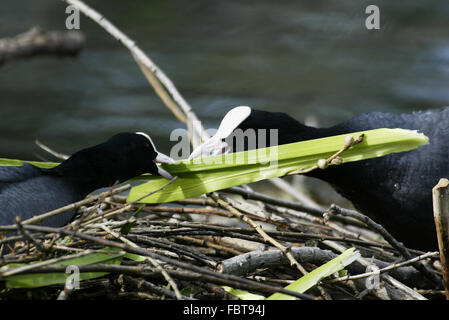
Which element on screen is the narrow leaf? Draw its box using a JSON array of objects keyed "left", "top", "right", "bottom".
[
  {"left": 0, "top": 249, "right": 125, "bottom": 289},
  {"left": 266, "top": 248, "right": 360, "bottom": 300},
  {"left": 128, "top": 128, "right": 428, "bottom": 203},
  {"left": 221, "top": 286, "right": 265, "bottom": 300}
]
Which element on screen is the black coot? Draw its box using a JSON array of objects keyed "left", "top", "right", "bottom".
[
  {"left": 190, "top": 106, "right": 449, "bottom": 250},
  {"left": 0, "top": 132, "right": 174, "bottom": 227}
]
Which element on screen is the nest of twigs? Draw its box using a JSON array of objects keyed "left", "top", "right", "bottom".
[{"left": 0, "top": 182, "right": 445, "bottom": 300}]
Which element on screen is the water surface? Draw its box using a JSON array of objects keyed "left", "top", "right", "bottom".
[{"left": 1, "top": 0, "right": 449, "bottom": 160}]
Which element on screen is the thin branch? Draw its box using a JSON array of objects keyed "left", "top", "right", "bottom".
[
  {"left": 35, "top": 139, "right": 69, "bottom": 160},
  {"left": 326, "top": 251, "right": 439, "bottom": 283},
  {"left": 432, "top": 178, "right": 449, "bottom": 299},
  {"left": 16, "top": 184, "right": 130, "bottom": 226},
  {"left": 0, "top": 26, "right": 84, "bottom": 65},
  {"left": 99, "top": 224, "right": 183, "bottom": 300},
  {"left": 325, "top": 204, "right": 443, "bottom": 287},
  {"left": 210, "top": 192, "right": 308, "bottom": 276},
  {"left": 12, "top": 224, "right": 316, "bottom": 300},
  {"left": 62, "top": 0, "right": 209, "bottom": 144}
]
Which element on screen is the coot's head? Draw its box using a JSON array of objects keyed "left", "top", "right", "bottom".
[
  {"left": 189, "top": 106, "right": 303, "bottom": 159},
  {"left": 53, "top": 132, "right": 175, "bottom": 192},
  {"left": 110, "top": 132, "right": 175, "bottom": 180}
]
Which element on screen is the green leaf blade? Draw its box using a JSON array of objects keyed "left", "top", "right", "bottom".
[
  {"left": 266, "top": 248, "right": 361, "bottom": 300},
  {"left": 128, "top": 128, "right": 428, "bottom": 203}
]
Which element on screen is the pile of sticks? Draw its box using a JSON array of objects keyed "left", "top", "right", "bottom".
[{"left": 0, "top": 181, "right": 444, "bottom": 300}]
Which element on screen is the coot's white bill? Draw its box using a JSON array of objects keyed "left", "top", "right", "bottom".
[
  {"left": 188, "top": 106, "right": 251, "bottom": 160},
  {"left": 155, "top": 152, "right": 176, "bottom": 164},
  {"left": 154, "top": 151, "right": 175, "bottom": 179}
]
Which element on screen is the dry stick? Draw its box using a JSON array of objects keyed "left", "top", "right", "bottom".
[
  {"left": 35, "top": 139, "right": 69, "bottom": 160},
  {"left": 175, "top": 236, "right": 245, "bottom": 256},
  {"left": 175, "top": 198, "right": 217, "bottom": 207},
  {"left": 127, "top": 235, "right": 217, "bottom": 268},
  {"left": 269, "top": 177, "right": 323, "bottom": 210},
  {"left": 432, "top": 178, "right": 449, "bottom": 299},
  {"left": 143, "top": 205, "right": 232, "bottom": 218},
  {"left": 14, "top": 217, "right": 47, "bottom": 253},
  {"left": 322, "top": 240, "right": 427, "bottom": 300},
  {"left": 231, "top": 188, "right": 314, "bottom": 215},
  {"left": 80, "top": 177, "right": 178, "bottom": 226},
  {"left": 0, "top": 249, "right": 97, "bottom": 278},
  {"left": 17, "top": 184, "right": 131, "bottom": 226},
  {"left": 326, "top": 251, "right": 439, "bottom": 284},
  {"left": 163, "top": 221, "right": 392, "bottom": 249},
  {"left": 12, "top": 263, "right": 265, "bottom": 298},
  {"left": 133, "top": 54, "right": 186, "bottom": 123},
  {"left": 219, "top": 246, "right": 431, "bottom": 288},
  {"left": 17, "top": 224, "right": 314, "bottom": 300},
  {"left": 0, "top": 27, "right": 85, "bottom": 64},
  {"left": 99, "top": 224, "right": 183, "bottom": 300},
  {"left": 62, "top": 0, "right": 209, "bottom": 144},
  {"left": 227, "top": 186, "right": 355, "bottom": 224},
  {"left": 121, "top": 275, "right": 193, "bottom": 300},
  {"left": 288, "top": 134, "right": 364, "bottom": 175},
  {"left": 325, "top": 204, "right": 410, "bottom": 255},
  {"left": 325, "top": 204, "right": 443, "bottom": 287},
  {"left": 210, "top": 192, "right": 308, "bottom": 276}
]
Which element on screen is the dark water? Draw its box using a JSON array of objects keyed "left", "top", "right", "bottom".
[{"left": 1, "top": 0, "right": 449, "bottom": 160}]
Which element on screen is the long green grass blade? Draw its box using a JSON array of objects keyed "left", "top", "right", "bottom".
[
  {"left": 128, "top": 128, "right": 428, "bottom": 203},
  {"left": 0, "top": 158, "right": 58, "bottom": 168},
  {"left": 0, "top": 129, "right": 428, "bottom": 204},
  {"left": 0, "top": 249, "right": 125, "bottom": 289},
  {"left": 221, "top": 286, "right": 265, "bottom": 300},
  {"left": 266, "top": 248, "right": 360, "bottom": 300}
]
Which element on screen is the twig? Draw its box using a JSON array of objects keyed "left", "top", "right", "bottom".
[
  {"left": 210, "top": 192, "right": 308, "bottom": 276},
  {"left": 0, "top": 249, "right": 97, "bottom": 278},
  {"left": 269, "top": 177, "right": 323, "bottom": 210},
  {"left": 35, "top": 139, "right": 69, "bottom": 160},
  {"left": 0, "top": 26, "right": 84, "bottom": 65},
  {"left": 140, "top": 220, "right": 391, "bottom": 249},
  {"left": 175, "top": 236, "right": 245, "bottom": 256},
  {"left": 17, "top": 224, "right": 315, "bottom": 299},
  {"left": 432, "top": 178, "right": 449, "bottom": 299},
  {"left": 326, "top": 251, "right": 439, "bottom": 283},
  {"left": 99, "top": 224, "right": 183, "bottom": 300},
  {"left": 322, "top": 240, "right": 427, "bottom": 300},
  {"left": 127, "top": 235, "right": 217, "bottom": 268},
  {"left": 324, "top": 204, "right": 410, "bottom": 255},
  {"left": 120, "top": 275, "right": 194, "bottom": 300},
  {"left": 219, "top": 246, "right": 431, "bottom": 289},
  {"left": 15, "top": 184, "right": 131, "bottom": 226},
  {"left": 80, "top": 177, "right": 178, "bottom": 226},
  {"left": 61, "top": 0, "right": 209, "bottom": 145},
  {"left": 14, "top": 217, "right": 47, "bottom": 253},
  {"left": 133, "top": 54, "right": 186, "bottom": 123},
  {"left": 288, "top": 134, "right": 364, "bottom": 175},
  {"left": 325, "top": 204, "right": 443, "bottom": 287}
]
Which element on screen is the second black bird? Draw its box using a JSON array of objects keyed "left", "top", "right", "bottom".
[{"left": 190, "top": 106, "right": 449, "bottom": 250}]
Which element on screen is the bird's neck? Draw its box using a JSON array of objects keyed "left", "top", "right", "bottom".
[
  {"left": 46, "top": 147, "right": 130, "bottom": 196},
  {"left": 275, "top": 123, "right": 337, "bottom": 145}
]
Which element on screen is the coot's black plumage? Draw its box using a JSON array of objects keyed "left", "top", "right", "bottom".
[
  {"left": 192, "top": 106, "right": 449, "bottom": 250},
  {"left": 0, "top": 132, "right": 174, "bottom": 227}
]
